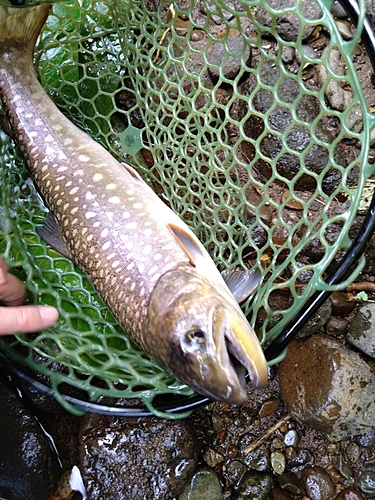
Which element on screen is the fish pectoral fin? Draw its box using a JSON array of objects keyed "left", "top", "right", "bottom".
[
  {"left": 223, "top": 268, "right": 262, "bottom": 303},
  {"left": 168, "top": 223, "right": 206, "bottom": 268},
  {"left": 121, "top": 162, "right": 144, "bottom": 182},
  {"left": 37, "top": 211, "right": 74, "bottom": 260}
]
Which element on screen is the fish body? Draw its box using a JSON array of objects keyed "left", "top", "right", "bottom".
[{"left": 0, "top": 5, "right": 268, "bottom": 404}]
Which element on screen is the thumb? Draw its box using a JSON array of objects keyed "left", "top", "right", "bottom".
[{"left": 0, "top": 305, "right": 59, "bottom": 335}]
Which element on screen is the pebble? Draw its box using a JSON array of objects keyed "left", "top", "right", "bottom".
[
  {"left": 222, "top": 459, "right": 246, "bottom": 486},
  {"left": 359, "top": 469, "right": 375, "bottom": 495},
  {"left": 203, "top": 446, "right": 225, "bottom": 467},
  {"left": 284, "top": 430, "right": 299, "bottom": 448},
  {"left": 271, "top": 451, "right": 286, "bottom": 475},
  {"left": 258, "top": 396, "right": 280, "bottom": 418},
  {"left": 279, "top": 334, "right": 375, "bottom": 440},
  {"left": 346, "top": 442, "right": 360, "bottom": 464},
  {"left": 301, "top": 466, "right": 335, "bottom": 500},
  {"left": 346, "top": 302, "right": 375, "bottom": 359},
  {"left": 336, "top": 488, "right": 365, "bottom": 500},
  {"left": 326, "top": 316, "right": 350, "bottom": 335},
  {"left": 178, "top": 466, "right": 222, "bottom": 500},
  {"left": 235, "top": 471, "right": 275, "bottom": 499},
  {"left": 286, "top": 448, "right": 315, "bottom": 473},
  {"left": 243, "top": 444, "right": 270, "bottom": 472},
  {"left": 330, "top": 291, "right": 356, "bottom": 316}
]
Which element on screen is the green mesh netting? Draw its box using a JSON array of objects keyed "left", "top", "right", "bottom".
[{"left": 0, "top": 0, "right": 373, "bottom": 417}]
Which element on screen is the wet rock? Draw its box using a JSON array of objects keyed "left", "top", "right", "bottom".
[
  {"left": 359, "top": 469, "right": 375, "bottom": 495},
  {"left": 279, "top": 334, "right": 375, "bottom": 440},
  {"left": 296, "top": 299, "right": 332, "bottom": 338},
  {"left": 203, "top": 446, "right": 225, "bottom": 467},
  {"left": 207, "top": 32, "right": 251, "bottom": 81},
  {"left": 258, "top": 396, "right": 280, "bottom": 418},
  {"left": 0, "top": 374, "right": 60, "bottom": 500},
  {"left": 222, "top": 459, "right": 247, "bottom": 487},
  {"left": 243, "top": 444, "right": 270, "bottom": 472},
  {"left": 330, "top": 291, "right": 356, "bottom": 317},
  {"left": 325, "top": 316, "right": 350, "bottom": 335},
  {"left": 346, "top": 442, "right": 360, "bottom": 464},
  {"left": 277, "top": 472, "right": 305, "bottom": 496},
  {"left": 179, "top": 466, "right": 222, "bottom": 500},
  {"left": 301, "top": 466, "right": 335, "bottom": 500},
  {"left": 79, "top": 413, "right": 200, "bottom": 499},
  {"left": 284, "top": 430, "right": 299, "bottom": 448},
  {"left": 234, "top": 471, "right": 275, "bottom": 499},
  {"left": 356, "top": 428, "right": 375, "bottom": 447},
  {"left": 271, "top": 451, "right": 286, "bottom": 475},
  {"left": 286, "top": 448, "right": 315, "bottom": 473},
  {"left": 272, "top": 486, "right": 293, "bottom": 499},
  {"left": 336, "top": 489, "right": 365, "bottom": 500},
  {"left": 346, "top": 302, "right": 375, "bottom": 358}
]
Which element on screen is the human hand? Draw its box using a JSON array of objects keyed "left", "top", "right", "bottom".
[{"left": 0, "top": 256, "right": 58, "bottom": 335}]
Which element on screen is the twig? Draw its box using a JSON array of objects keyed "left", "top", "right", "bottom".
[
  {"left": 347, "top": 282, "right": 375, "bottom": 292},
  {"left": 243, "top": 414, "right": 291, "bottom": 455}
]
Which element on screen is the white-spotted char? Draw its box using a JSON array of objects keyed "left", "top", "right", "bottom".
[{"left": 0, "top": 4, "right": 268, "bottom": 404}]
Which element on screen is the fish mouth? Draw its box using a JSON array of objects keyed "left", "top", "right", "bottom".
[{"left": 225, "top": 312, "right": 268, "bottom": 391}]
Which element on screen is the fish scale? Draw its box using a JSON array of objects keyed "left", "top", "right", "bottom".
[{"left": 0, "top": 4, "right": 268, "bottom": 404}]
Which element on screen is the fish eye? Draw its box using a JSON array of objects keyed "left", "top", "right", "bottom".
[
  {"left": 186, "top": 330, "right": 205, "bottom": 344},
  {"left": 9, "top": 0, "right": 27, "bottom": 5}
]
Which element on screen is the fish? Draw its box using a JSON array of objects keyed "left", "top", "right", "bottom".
[{"left": 0, "top": 4, "right": 268, "bottom": 405}]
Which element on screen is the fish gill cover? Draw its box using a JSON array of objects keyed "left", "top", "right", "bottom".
[{"left": 0, "top": 0, "right": 373, "bottom": 417}]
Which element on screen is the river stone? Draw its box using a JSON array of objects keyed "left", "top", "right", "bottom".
[
  {"left": 179, "top": 466, "right": 222, "bottom": 500},
  {"left": 346, "top": 302, "right": 375, "bottom": 358},
  {"left": 0, "top": 373, "right": 61, "bottom": 500},
  {"left": 79, "top": 413, "right": 200, "bottom": 499},
  {"left": 278, "top": 334, "right": 375, "bottom": 440}
]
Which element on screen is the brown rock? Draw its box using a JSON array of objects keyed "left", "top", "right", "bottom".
[{"left": 278, "top": 334, "right": 375, "bottom": 440}]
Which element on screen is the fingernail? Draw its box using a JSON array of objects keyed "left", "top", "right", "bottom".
[{"left": 38, "top": 306, "right": 59, "bottom": 323}]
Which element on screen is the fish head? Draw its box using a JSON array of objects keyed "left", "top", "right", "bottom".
[{"left": 146, "top": 267, "right": 268, "bottom": 405}]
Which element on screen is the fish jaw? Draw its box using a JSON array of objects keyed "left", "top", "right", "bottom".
[{"left": 146, "top": 267, "right": 268, "bottom": 405}]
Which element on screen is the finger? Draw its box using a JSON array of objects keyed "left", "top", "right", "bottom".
[
  {"left": 0, "top": 261, "right": 26, "bottom": 306},
  {"left": 0, "top": 305, "right": 59, "bottom": 335}
]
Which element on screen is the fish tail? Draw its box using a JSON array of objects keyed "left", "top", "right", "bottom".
[{"left": 0, "top": 5, "right": 50, "bottom": 52}]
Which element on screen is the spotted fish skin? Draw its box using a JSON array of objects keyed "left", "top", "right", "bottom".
[{"left": 0, "top": 5, "right": 268, "bottom": 404}]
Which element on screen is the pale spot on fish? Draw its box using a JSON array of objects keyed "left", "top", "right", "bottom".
[
  {"left": 93, "top": 173, "right": 103, "bottom": 182},
  {"left": 154, "top": 253, "right": 162, "bottom": 261},
  {"left": 143, "top": 245, "right": 152, "bottom": 255},
  {"left": 65, "top": 181, "right": 72, "bottom": 187},
  {"left": 101, "top": 228, "right": 109, "bottom": 238},
  {"left": 124, "top": 277, "right": 131, "bottom": 284},
  {"left": 87, "top": 234, "right": 94, "bottom": 242},
  {"left": 125, "top": 221, "right": 137, "bottom": 230},
  {"left": 35, "top": 118, "right": 43, "bottom": 126},
  {"left": 71, "top": 207, "right": 79, "bottom": 214},
  {"left": 107, "top": 253, "right": 116, "bottom": 261},
  {"left": 45, "top": 134, "right": 53, "bottom": 142},
  {"left": 111, "top": 260, "right": 120, "bottom": 268},
  {"left": 64, "top": 138, "right": 73, "bottom": 145},
  {"left": 106, "top": 183, "right": 116, "bottom": 190},
  {"left": 133, "top": 202, "right": 142, "bottom": 209},
  {"left": 78, "top": 154, "right": 90, "bottom": 162},
  {"left": 127, "top": 262, "right": 135, "bottom": 271},
  {"left": 130, "top": 282, "right": 136, "bottom": 291},
  {"left": 138, "top": 264, "right": 145, "bottom": 273},
  {"left": 41, "top": 165, "right": 48, "bottom": 173},
  {"left": 144, "top": 229, "right": 152, "bottom": 237},
  {"left": 69, "top": 187, "right": 79, "bottom": 195},
  {"left": 108, "top": 196, "right": 121, "bottom": 204},
  {"left": 85, "top": 192, "right": 94, "bottom": 200},
  {"left": 29, "top": 131, "right": 38, "bottom": 138},
  {"left": 122, "top": 212, "right": 130, "bottom": 219},
  {"left": 93, "top": 221, "right": 101, "bottom": 228},
  {"left": 57, "top": 166, "right": 68, "bottom": 172},
  {"left": 148, "top": 265, "right": 159, "bottom": 276},
  {"left": 85, "top": 212, "right": 96, "bottom": 219},
  {"left": 102, "top": 241, "right": 111, "bottom": 251},
  {"left": 56, "top": 176, "right": 65, "bottom": 182}
]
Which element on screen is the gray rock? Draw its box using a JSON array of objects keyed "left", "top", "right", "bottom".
[
  {"left": 79, "top": 413, "right": 200, "bottom": 499},
  {"left": 279, "top": 334, "right": 375, "bottom": 440},
  {"left": 359, "top": 469, "right": 375, "bottom": 495},
  {"left": 207, "top": 32, "right": 251, "bottom": 81},
  {"left": 179, "top": 466, "right": 222, "bottom": 500},
  {"left": 346, "top": 302, "right": 375, "bottom": 358},
  {"left": 0, "top": 374, "right": 61, "bottom": 500},
  {"left": 316, "top": 47, "right": 353, "bottom": 111}
]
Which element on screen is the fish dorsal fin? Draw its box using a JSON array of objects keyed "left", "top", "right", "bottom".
[
  {"left": 121, "top": 162, "right": 144, "bottom": 182},
  {"left": 37, "top": 211, "right": 74, "bottom": 260},
  {"left": 223, "top": 268, "right": 262, "bottom": 303},
  {"left": 168, "top": 223, "right": 206, "bottom": 267}
]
